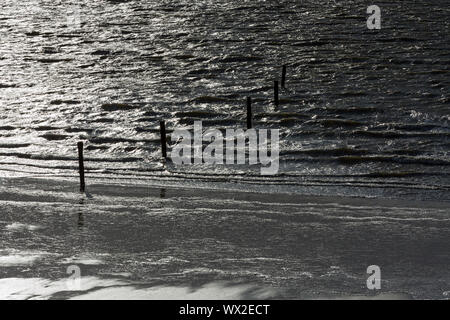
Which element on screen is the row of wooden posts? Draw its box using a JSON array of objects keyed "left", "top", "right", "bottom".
[{"left": 77, "top": 65, "right": 288, "bottom": 192}]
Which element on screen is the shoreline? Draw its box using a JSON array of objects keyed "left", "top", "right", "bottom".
[{"left": 1, "top": 175, "right": 449, "bottom": 210}]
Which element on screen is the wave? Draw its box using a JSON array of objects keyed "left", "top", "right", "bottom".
[
  {"left": 283, "top": 148, "right": 368, "bottom": 157},
  {"left": 353, "top": 130, "right": 450, "bottom": 139},
  {"left": 101, "top": 103, "right": 145, "bottom": 111},
  {"left": 0, "top": 143, "right": 31, "bottom": 148},
  {"left": 50, "top": 100, "right": 81, "bottom": 105},
  {"left": 337, "top": 156, "right": 450, "bottom": 166},
  {"left": 175, "top": 110, "right": 224, "bottom": 118},
  {"left": 40, "top": 133, "right": 70, "bottom": 141},
  {"left": 0, "top": 152, "right": 143, "bottom": 162},
  {"left": 189, "top": 96, "right": 230, "bottom": 104},
  {"left": 89, "top": 136, "right": 160, "bottom": 144}
]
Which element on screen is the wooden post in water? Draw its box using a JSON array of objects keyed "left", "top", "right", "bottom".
[
  {"left": 160, "top": 120, "right": 167, "bottom": 159},
  {"left": 274, "top": 80, "right": 279, "bottom": 106},
  {"left": 77, "top": 141, "right": 85, "bottom": 193},
  {"left": 281, "top": 65, "right": 287, "bottom": 88},
  {"left": 246, "top": 97, "right": 252, "bottom": 129}
]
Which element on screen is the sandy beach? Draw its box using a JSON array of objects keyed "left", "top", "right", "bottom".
[{"left": 1, "top": 176, "right": 449, "bottom": 300}]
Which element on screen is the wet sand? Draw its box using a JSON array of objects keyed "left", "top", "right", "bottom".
[{"left": 0, "top": 177, "right": 449, "bottom": 299}]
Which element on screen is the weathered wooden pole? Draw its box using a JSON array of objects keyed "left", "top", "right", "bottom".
[
  {"left": 274, "top": 80, "right": 279, "bottom": 106},
  {"left": 160, "top": 120, "right": 167, "bottom": 159},
  {"left": 281, "top": 65, "right": 287, "bottom": 88},
  {"left": 77, "top": 141, "right": 85, "bottom": 192},
  {"left": 246, "top": 97, "right": 252, "bottom": 129}
]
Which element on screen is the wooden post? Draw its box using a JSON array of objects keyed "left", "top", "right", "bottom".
[
  {"left": 160, "top": 120, "right": 167, "bottom": 159},
  {"left": 274, "top": 80, "right": 279, "bottom": 106},
  {"left": 246, "top": 97, "right": 252, "bottom": 129},
  {"left": 281, "top": 65, "right": 287, "bottom": 88},
  {"left": 77, "top": 141, "right": 85, "bottom": 192}
]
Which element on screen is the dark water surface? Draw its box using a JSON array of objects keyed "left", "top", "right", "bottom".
[{"left": 1, "top": 0, "right": 449, "bottom": 200}]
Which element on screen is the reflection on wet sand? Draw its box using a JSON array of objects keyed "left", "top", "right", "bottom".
[
  {"left": 0, "top": 277, "right": 280, "bottom": 300},
  {"left": 0, "top": 276, "right": 413, "bottom": 300},
  {"left": 0, "top": 178, "right": 449, "bottom": 299}
]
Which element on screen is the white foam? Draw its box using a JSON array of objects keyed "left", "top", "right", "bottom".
[
  {"left": 5, "top": 223, "right": 41, "bottom": 231},
  {"left": 146, "top": 256, "right": 189, "bottom": 265},
  {"left": 0, "top": 250, "right": 50, "bottom": 266},
  {"left": 61, "top": 254, "right": 106, "bottom": 266}
]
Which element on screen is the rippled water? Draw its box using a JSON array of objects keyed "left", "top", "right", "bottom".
[{"left": 1, "top": 0, "right": 449, "bottom": 200}]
